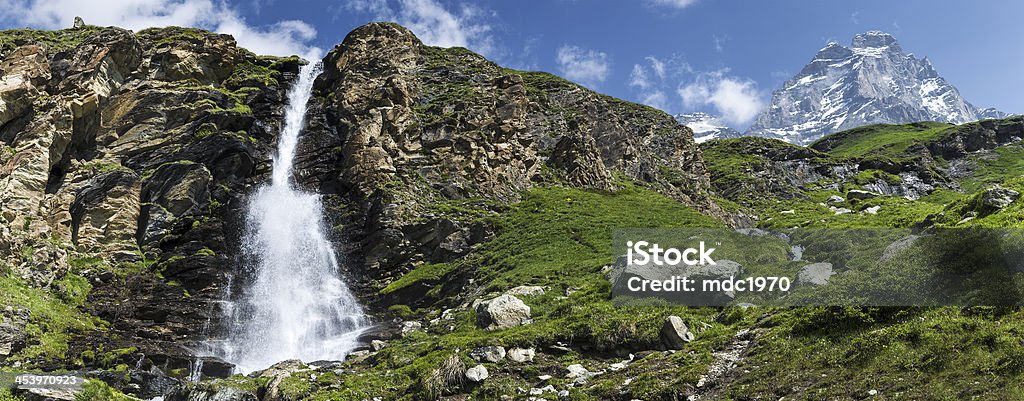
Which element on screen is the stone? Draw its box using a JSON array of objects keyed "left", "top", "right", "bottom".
[
  {"left": 73, "top": 16, "right": 85, "bottom": 28},
  {"left": 506, "top": 285, "right": 546, "bottom": 297},
  {"left": 538, "top": 375, "right": 552, "bottom": 381},
  {"left": 468, "top": 346, "right": 506, "bottom": 363},
  {"left": 507, "top": 347, "right": 535, "bottom": 363},
  {"left": 831, "top": 207, "right": 853, "bottom": 215},
  {"left": 846, "top": 189, "right": 879, "bottom": 200},
  {"left": 565, "top": 364, "right": 589, "bottom": 378},
  {"left": 797, "top": 262, "right": 835, "bottom": 286},
  {"left": 400, "top": 321, "right": 423, "bottom": 335},
  {"left": 0, "top": 322, "right": 25, "bottom": 358},
  {"left": 864, "top": 205, "right": 881, "bottom": 214},
  {"left": 465, "top": 365, "right": 489, "bottom": 382},
  {"left": 826, "top": 195, "right": 845, "bottom": 203},
  {"left": 476, "top": 294, "right": 531, "bottom": 331},
  {"left": 981, "top": 186, "right": 1020, "bottom": 210},
  {"left": 660, "top": 316, "right": 695, "bottom": 349},
  {"left": 371, "top": 340, "right": 387, "bottom": 351}
]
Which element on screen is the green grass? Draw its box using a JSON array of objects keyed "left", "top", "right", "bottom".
[
  {"left": 75, "top": 379, "right": 141, "bottom": 401},
  {"left": 381, "top": 263, "right": 455, "bottom": 295},
  {"left": 0, "top": 26, "right": 105, "bottom": 55},
  {"left": 0, "top": 263, "right": 105, "bottom": 366},
  {"left": 811, "top": 121, "right": 952, "bottom": 160},
  {"left": 959, "top": 143, "right": 1024, "bottom": 193},
  {"left": 728, "top": 307, "right": 1024, "bottom": 399},
  {"left": 285, "top": 181, "right": 736, "bottom": 400}
]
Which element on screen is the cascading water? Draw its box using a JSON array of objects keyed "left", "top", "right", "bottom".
[{"left": 213, "top": 60, "right": 368, "bottom": 374}]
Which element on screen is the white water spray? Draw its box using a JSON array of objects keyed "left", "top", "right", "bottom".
[{"left": 216, "top": 60, "right": 367, "bottom": 373}]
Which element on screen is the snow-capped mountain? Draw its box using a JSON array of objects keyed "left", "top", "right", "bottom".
[
  {"left": 747, "top": 31, "right": 1003, "bottom": 144},
  {"left": 675, "top": 112, "right": 743, "bottom": 143}
]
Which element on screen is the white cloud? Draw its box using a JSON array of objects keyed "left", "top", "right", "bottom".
[
  {"left": 627, "top": 55, "right": 690, "bottom": 112},
  {"left": 677, "top": 70, "right": 765, "bottom": 127},
  {"left": 0, "top": 0, "right": 321, "bottom": 58},
  {"left": 640, "top": 90, "right": 669, "bottom": 111},
  {"left": 850, "top": 11, "right": 860, "bottom": 25},
  {"left": 556, "top": 45, "right": 610, "bottom": 87},
  {"left": 629, "top": 64, "right": 651, "bottom": 89},
  {"left": 344, "top": 0, "right": 496, "bottom": 57},
  {"left": 646, "top": 56, "right": 666, "bottom": 80},
  {"left": 647, "top": 0, "right": 698, "bottom": 9},
  {"left": 713, "top": 34, "right": 728, "bottom": 53}
]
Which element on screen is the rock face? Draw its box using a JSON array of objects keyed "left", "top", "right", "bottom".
[
  {"left": 303, "top": 22, "right": 719, "bottom": 294},
  {"left": 980, "top": 187, "right": 1020, "bottom": 210},
  {"left": 748, "top": 31, "right": 999, "bottom": 144},
  {"left": 476, "top": 294, "right": 531, "bottom": 331},
  {"left": 0, "top": 24, "right": 300, "bottom": 385}
]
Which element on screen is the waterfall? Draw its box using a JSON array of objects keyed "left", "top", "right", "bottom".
[{"left": 214, "top": 60, "right": 368, "bottom": 374}]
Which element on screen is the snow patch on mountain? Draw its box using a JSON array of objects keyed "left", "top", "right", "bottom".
[{"left": 676, "top": 112, "right": 743, "bottom": 143}]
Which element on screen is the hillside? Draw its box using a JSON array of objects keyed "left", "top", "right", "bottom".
[{"left": 1, "top": 22, "right": 1024, "bottom": 401}]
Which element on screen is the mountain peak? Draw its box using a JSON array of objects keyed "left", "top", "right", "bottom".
[
  {"left": 851, "top": 30, "right": 899, "bottom": 48},
  {"left": 748, "top": 31, "right": 984, "bottom": 144}
]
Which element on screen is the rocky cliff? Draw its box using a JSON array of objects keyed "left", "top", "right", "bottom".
[
  {"left": 293, "top": 23, "right": 718, "bottom": 292},
  {"left": 0, "top": 24, "right": 305, "bottom": 388},
  {"left": 0, "top": 22, "right": 719, "bottom": 398}
]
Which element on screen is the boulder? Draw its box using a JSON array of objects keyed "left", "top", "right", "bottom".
[
  {"left": 660, "top": 316, "right": 695, "bottom": 349},
  {"left": 0, "top": 322, "right": 25, "bottom": 359},
  {"left": 981, "top": 186, "right": 1020, "bottom": 210},
  {"left": 797, "top": 262, "right": 835, "bottom": 286},
  {"left": 465, "top": 365, "right": 489, "bottom": 382},
  {"left": 468, "top": 346, "right": 506, "bottom": 363},
  {"left": 506, "top": 347, "right": 535, "bottom": 363},
  {"left": 476, "top": 294, "right": 531, "bottom": 331},
  {"left": 826, "top": 195, "right": 845, "bottom": 203},
  {"left": 846, "top": 189, "right": 879, "bottom": 200}
]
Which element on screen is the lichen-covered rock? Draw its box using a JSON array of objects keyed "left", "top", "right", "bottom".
[
  {"left": 980, "top": 186, "right": 1020, "bottom": 210},
  {"left": 660, "top": 315, "right": 695, "bottom": 349},
  {"left": 476, "top": 294, "right": 531, "bottom": 331},
  {"left": 465, "top": 364, "right": 489, "bottom": 382}
]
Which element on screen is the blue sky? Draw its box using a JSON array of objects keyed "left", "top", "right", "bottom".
[{"left": 2, "top": 0, "right": 1022, "bottom": 129}]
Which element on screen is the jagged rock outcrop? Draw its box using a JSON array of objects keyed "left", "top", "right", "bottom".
[{"left": 302, "top": 22, "right": 718, "bottom": 289}]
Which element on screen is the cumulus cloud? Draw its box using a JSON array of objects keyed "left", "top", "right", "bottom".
[
  {"left": 627, "top": 55, "right": 690, "bottom": 112},
  {"left": 678, "top": 70, "right": 765, "bottom": 127},
  {"left": 647, "top": 0, "right": 698, "bottom": 10},
  {"left": 556, "top": 45, "right": 611, "bottom": 87},
  {"left": 629, "top": 64, "right": 652, "bottom": 90},
  {"left": 0, "top": 0, "right": 321, "bottom": 58},
  {"left": 344, "top": 0, "right": 497, "bottom": 57}
]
